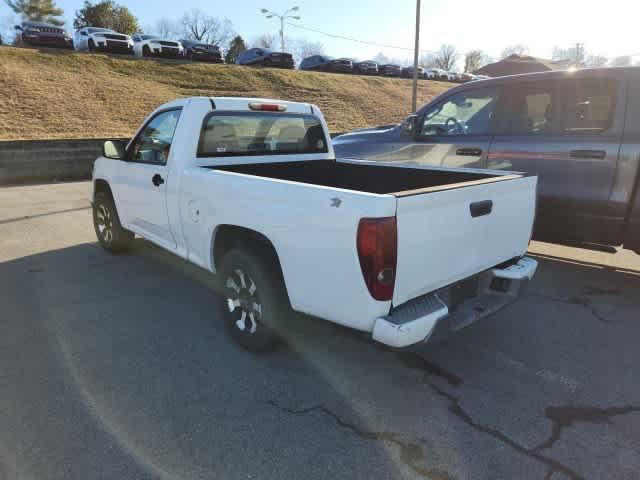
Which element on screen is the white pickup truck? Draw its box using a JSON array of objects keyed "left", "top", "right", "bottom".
[{"left": 91, "top": 97, "right": 538, "bottom": 352}]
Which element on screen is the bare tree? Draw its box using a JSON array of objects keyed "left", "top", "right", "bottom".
[
  {"left": 501, "top": 44, "right": 529, "bottom": 59},
  {"left": 433, "top": 44, "right": 458, "bottom": 71},
  {"left": 150, "top": 17, "right": 179, "bottom": 39},
  {"left": 419, "top": 52, "right": 436, "bottom": 68},
  {"left": 180, "top": 8, "right": 234, "bottom": 46},
  {"left": 464, "top": 49, "right": 489, "bottom": 72},
  {"left": 373, "top": 52, "right": 390, "bottom": 64},
  {"left": 289, "top": 38, "right": 324, "bottom": 64},
  {"left": 552, "top": 45, "right": 585, "bottom": 64},
  {"left": 252, "top": 33, "right": 277, "bottom": 49}
]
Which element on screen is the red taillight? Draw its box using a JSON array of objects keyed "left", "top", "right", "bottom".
[
  {"left": 357, "top": 217, "right": 397, "bottom": 301},
  {"left": 248, "top": 102, "right": 287, "bottom": 112}
]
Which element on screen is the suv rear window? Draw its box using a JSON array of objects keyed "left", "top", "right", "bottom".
[
  {"left": 563, "top": 78, "right": 616, "bottom": 134},
  {"left": 197, "top": 112, "right": 328, "bottom": 157}
]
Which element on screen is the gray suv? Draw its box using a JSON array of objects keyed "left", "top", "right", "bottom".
[{"left": 333, "top": 67, "right": 640, "bottom": 254}]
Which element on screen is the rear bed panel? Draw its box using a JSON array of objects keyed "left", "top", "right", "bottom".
[{"left": 393, "top": 175, "right": 537, "bottom": 306}]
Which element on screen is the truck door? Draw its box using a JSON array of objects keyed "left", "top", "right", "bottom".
[
  {"left": 488, "top": 75, "right": 624, "bottom": 245},
  {"left": 394, "top": 86, "right": 499, "bottom": 169},
  {"left": 119, "top": 108, "right": 182, "bottom": 250}
]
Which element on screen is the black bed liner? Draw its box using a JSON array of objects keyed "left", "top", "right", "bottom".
[{"left": 209, "top": 160, "right": 522, "bottom": 196}]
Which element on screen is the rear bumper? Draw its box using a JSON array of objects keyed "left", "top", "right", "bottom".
[{"left": 372, "top": 257, "right": 538, "bottom": 348}]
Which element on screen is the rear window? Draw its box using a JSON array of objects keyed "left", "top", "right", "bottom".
[{"left": 197, "top": 112, "right": 328, "bottom": 157}]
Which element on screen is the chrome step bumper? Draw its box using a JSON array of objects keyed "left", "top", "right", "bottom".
[{"left": 372, "top": 257, "right": 538, "bottom": 348}]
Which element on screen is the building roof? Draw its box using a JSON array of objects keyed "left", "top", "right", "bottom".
[{"left": 474, "top": 54, "right": 569, "bottom": 77}]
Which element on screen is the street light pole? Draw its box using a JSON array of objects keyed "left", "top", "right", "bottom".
[
  {"left": 412, "top": 0, "right": 421, "bottom": 113},
  {"left": 260, "top": 7, "right": 300, "bottom": 52}
]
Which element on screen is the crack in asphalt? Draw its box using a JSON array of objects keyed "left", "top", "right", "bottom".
[
  {"left": 0, "top": 206, "right": 91, "bottom": 225},
  {"left": 529, "top": 291, "right": 611, "bottom": 324},
  {"left": 533, "top": 404, "right": 640, "bottom": 453},
  {"left": 395, "top": 352, "right": 583, "bottom": 479},
  {"left": 265, "top": 400, "right": 455, "bottom": 480},
  {"left": 422, "top": 379, "right": 585, "bottom": 480}
]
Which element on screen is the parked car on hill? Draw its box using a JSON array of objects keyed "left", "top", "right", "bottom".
[
  {"left": 424, "top": 68, "right": 444, "bottom": 79},
  {"left": 299, "top": 55, "right": 352, "bottom": 73},
  {"left": 91, "top": 97, "right": 538, "bottom": 352},
  {"left": 353, "top": 60, "right": 379, "bottom": 75},
  {"left": 132, "top": 34, "right": 184, "bottom": 58},
  {"left": 378, "top": 64, "right": 402, "bottom": 77},
  {"left": 74, "top": 27, "right": 133, "bottom": 54},
  {"left": 236, "top": 47, "right": 294, "bottom": 69},
  {"left": 333, "top": 67, "right": 640, "bottom": 254},
  {"left": 401, "top": 66, "right": 425, "bottom": 78},
  {"left": 14, "top": 21, "right": 73, "bottom": 49},
  {"left": 180, "top": 39, "right": 223, "bottom": 63}
]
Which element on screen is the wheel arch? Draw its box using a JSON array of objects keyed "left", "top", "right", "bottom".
[
  {"left": 93, "top": 178, "right": 113, "bottom": 203},
  {"left": 210, "top": 224, "right": 290, "bottom": 302}
]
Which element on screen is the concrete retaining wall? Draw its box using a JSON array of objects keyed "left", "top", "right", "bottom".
[
  {"left": 0, "top": 138, "right": 128, "bottom": 185},
  {"left": 0, "top": 133, "right": 345, "bottom": 186}
]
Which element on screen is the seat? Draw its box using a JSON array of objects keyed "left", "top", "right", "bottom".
[
  {"left": 202, "top": 122, "right": 239, "bottom": 154},
  {"left": 276, "top": 125, "right": 306, "bottom": 152}
]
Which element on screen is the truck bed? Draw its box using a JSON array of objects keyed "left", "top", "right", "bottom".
[{"left": 212, "top": 160, "right": 521, "bottom": 196}]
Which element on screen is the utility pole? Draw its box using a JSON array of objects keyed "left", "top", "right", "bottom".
[
  {"left": 575, "top": 42, "right": 584, "bottom": 66},
  {"left": 411, "top": 0, "right": 421, "bottom": 113},
  {"left": 260, "top": 7, "right": 301, "bottom": 52}
]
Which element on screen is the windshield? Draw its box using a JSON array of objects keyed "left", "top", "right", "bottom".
[
  {"left": 87, "top": 28, "right": 110, "bottom": 33},
  {"left": 198, "top": 112, "right": 328, "bottom": 157}
]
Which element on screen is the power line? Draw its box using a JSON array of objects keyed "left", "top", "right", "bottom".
[{"left": 284, "top": 20, "right": 438, "bottom": 55}]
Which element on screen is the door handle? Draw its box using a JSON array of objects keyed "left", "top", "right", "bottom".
[
  {"left": 470, "top": 200, "right": 493, "bottom": 218},
  {"left": 152, "top": 173, "right": 165, "bottom": 187},
  {"left": 456, "top": 147, "right": 483, "bottom": 156},
  {"left": 569, "top": 149, "right": 606, "bottom": 160}
]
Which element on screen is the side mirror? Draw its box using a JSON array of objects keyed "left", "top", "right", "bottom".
[
  {"left": 103, "top": 140, "right": 126, "bottom": 160},
  {"left": 402, "top": 114, "right": 419, "bottom": 136}
]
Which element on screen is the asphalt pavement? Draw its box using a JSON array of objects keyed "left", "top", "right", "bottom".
[{"left": 1, "top": 182, "right": 639, "bottom": 480}]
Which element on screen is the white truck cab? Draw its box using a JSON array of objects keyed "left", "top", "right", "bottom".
[{"left": 92, "top": 97, "right": 538, "bottom": 352}]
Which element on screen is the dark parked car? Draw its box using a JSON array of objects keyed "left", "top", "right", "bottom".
[
  {"left": 354, "top": 60, "right": 379, "bottom": 75},
  {"left": 15, "top": 21, "right": 73, "bottom": 49},
  {"left": 236, "top": 48, "right": 294, "bottom": 69},
  {"left": 401, "top": 66, "right": 425, "bottom": 78},
  {"left": 333, "top": 67, "right": 640, "bottom": 254},
  {"left": 299, "top": 55, "right": 353, "bottom": 73},
  {"left": 378, "top": 64, "right": 402, "bottom": 77},
  {"left": 180, "top": 39, "right": 223, "bottom": 63}
]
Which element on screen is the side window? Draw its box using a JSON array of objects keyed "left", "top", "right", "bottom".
[
  {"left": 562, "top": 78, "right": 616, "bottom": 134},
  {"left": 420, "top": 88, "right": 499, "bottom": 136},
  {"left": 128, "top": 109, "right": 182, "bottom": 165},
  {"left": 502, "top": 82, "right": 555, "bottom": 135}
]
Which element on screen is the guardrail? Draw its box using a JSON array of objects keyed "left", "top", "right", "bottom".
[{"left": 0, "top": 133, "right": 345, "bottom": 186}]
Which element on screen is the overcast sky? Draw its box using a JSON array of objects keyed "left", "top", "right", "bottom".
[{"left": 2, "top": 0, "right": 639, "bottom": 66}]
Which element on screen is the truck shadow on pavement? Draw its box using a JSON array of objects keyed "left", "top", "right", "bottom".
[{"left": 2, "top": 239, "right": 640, "bottom": 479}]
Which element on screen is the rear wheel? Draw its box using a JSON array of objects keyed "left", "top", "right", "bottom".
[
  {"left": 93, "top": 191, "right": 134, "bottom": 253},
  {"left": 219, "top": 249, "right": 287, "bottom": 352}
]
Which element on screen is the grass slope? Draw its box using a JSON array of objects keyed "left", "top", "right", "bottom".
[{"left": 0, "top": 46, "right": 452, "bottom": 141}]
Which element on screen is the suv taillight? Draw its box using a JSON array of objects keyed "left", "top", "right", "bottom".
[{"left": 357, "top": 217, "right": 397, "bottom": 301}]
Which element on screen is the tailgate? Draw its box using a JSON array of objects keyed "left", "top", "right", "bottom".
[{"left": 393, "top": 174, "right": 537, "bottom": 306}]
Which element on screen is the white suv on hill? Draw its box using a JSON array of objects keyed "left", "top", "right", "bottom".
[
  {"left": 132, "top": 34, "right": 184, "bottom": 58},
  {"left": 74, "top": 27, "right": 133, "bottom": 54}
]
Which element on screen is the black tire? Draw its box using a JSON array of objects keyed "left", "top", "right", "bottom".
[
  {"left": 88, "top": 39, "right": 95, "bottom": 52},
  {"left": 142, "top": 45, "right": 151, "bottom": 57},
  {"left": 219, "top": 248, "right": 288, "bottom": 352},
  {"left": 92, "top": 191, "right": 134, "bottom": 253}
]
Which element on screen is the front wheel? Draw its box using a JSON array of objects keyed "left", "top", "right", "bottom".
[
  {"left": 88, "top": 39, "right": 95, "bottom": 52},
  {"left": 92, "top": 191, "right": 134, "bottom": 253},
  {"left": 142, "top": 45, "right": 151, "bottom": 57},
  {"left": 219, "top": 249, "right": 288, "bottom": 352}
]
